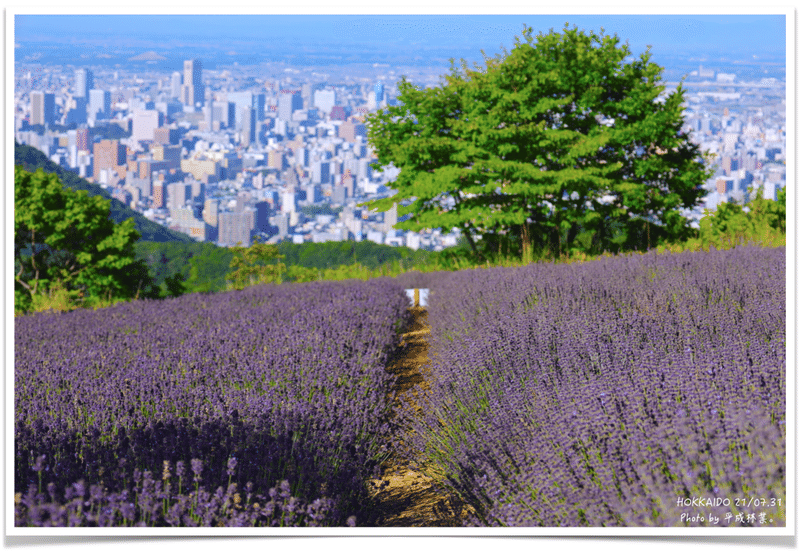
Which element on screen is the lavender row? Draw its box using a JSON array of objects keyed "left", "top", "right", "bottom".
[
  {"left": 402, "top": 246, "right": 786, "bottom": 527},
  {"left": 15, "top": 278, "right": 412, "bottom": 527}
]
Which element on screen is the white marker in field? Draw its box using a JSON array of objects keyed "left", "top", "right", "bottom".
[{"left": 404, "top": 288, "right": 429, "bottom": 307}]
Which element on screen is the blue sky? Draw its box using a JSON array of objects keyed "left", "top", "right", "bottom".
[{"left": 14, "top": 14, "right": 787, "bottom": 62}]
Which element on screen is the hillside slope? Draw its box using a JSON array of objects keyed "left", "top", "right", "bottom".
[{"left": 14, "top": 142, "right": 195, "bottom": 244}]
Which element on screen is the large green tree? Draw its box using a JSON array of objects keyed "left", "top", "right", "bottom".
[
  {"left": 364, "top": 24, "right": 713, "bottom": 260},
  {"left": 15, "top": 167, "right": 157, "bottom": 312}
]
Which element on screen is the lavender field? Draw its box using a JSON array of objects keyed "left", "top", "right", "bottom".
[
  {"left": 396, "top": 246, "right": 786, "bottom": 526},
  {"left": 14, "top": 246, "right": 786, "bottom": 528},
  {"left": 15, "top": 278, "right": 411, "bottom": 527}
]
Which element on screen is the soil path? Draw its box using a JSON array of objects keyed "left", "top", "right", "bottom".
[{"left": 366, "top": 306, "right": 473, "bottom": 527}]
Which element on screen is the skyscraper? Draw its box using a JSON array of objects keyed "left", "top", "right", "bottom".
[
  {"left": 278, "top": 90, "right": 302, "bottom": 122},
  {"left": 74, "top": 69, "right": 94, "bottom": 98},
  {"left": 30, "top": 91, "right": 55, "bottom": 126},
  {"left": 218, "top": 210, "right": 255, "bottom": 247},
  {"left": 181, "top": 59, "right": 204, "bottom": 108},
  {"left": 227, "top": 91, "right": 255, "bottom": 129},
  {"left": 240, "top": 106, "right": 256, "bottom": 147},
  {"left": 89, "top": 89, "right": 110, "bottom": 120},
  {"left": 167, "top": 182, "right": 191, "bottom": 210},
  {"left": 374, "top": 81, "right": 384, "bottom": 104},
  {"left": 75, "top": 127, "right": 90, "bottom": 152},
  {"left": 255, "top": 93, "right": 266, "bottom": 121},
  {"left": 171, "top": 71, "right": 182, "bottom": 99},
  {"left": 212, "top": 101, "right": 236, "bottom": 128},
  {"left": 93, "top": 139, "right": 126, "bottom": 181},
  {"left": 313, "top": 89, "right": 336, "bottom": 114},
  {"left": 132, "top": 110, "right": 164, "bottom": 143}
]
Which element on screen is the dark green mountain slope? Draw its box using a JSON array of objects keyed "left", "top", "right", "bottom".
[{"left": 14, "top": 142, "right": 195, "bottom": 243}]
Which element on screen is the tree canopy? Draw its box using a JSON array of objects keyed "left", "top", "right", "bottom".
[
  {"left": 15, "top": 167, "right": 157, "bottom": 313},
  {"left": 364, "top": 24, "right": 713, "bottom": 260},
  {"left": 225, "top": 238, "right": 286, "bottom": 290}
]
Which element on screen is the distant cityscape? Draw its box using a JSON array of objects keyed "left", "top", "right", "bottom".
[{"left": 13, "top": 55, "right": 787, "bottom": 250}]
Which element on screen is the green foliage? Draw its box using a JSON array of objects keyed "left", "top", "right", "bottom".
[
  {"left": 134, "top": 241, "right": 233, "bottom": 295},
  {"left": 286, "top": 265, "right": 321, "bottom": 283},
  {"left": 15, "top": 167, "right": 158, "bottom": 314},
  {"left": 185, "top": 245, "right": 235, "bottom": 293},
  {"left": 700, "top": 186, "right": 785, "bottom": 242},
  {"left": 164, "top": 273, "right": 188, "bottom": 298},
  {"left": 225, "top": 238, "right": 286, "bottom": 290},
  {"left": 15, "top": 142, "right": 194, "bottom": 243},
  {"left": 658, "top": 186, "right": 787, "bottom": 253},
  {"left": 277, "top": 240, "right": 432, "bottom": 271},
  {"left": 364, "top": 23, "right": 712, "bottom": 262},
  {"left": 134, "top": 239, "right": 433, "bottom": 293}
]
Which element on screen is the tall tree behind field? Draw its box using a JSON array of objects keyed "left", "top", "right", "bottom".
[{"left": 364, "top": 23, "right": 713, "bottom": 261}]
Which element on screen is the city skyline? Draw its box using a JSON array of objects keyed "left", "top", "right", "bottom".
[{"left": 10, "top": 9, "right": 790, "bottom": 252}]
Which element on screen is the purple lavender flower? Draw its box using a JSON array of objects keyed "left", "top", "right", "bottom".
[
  {"left": 190, "top": 459, "right": 203, "bottom": 482},
  {"left": 226, "top": 457, "right": 237, "bottom": 477}
]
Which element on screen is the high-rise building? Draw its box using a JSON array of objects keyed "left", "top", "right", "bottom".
[
  {"left": 228, "top": 92, "right": 266, "bottom": 123},
  {"left": 311, "top": 160, "right": 330, "bottom": 185},
  {"left": 274, "top": 213, "right": 289, "bottom": 237},
  {"left": 152, "top": 181, "right": 165, "bottom": 208},
  {"left": 227, "top": 92, "right": 254, "bottom": 129},
  {"left": 383, "top": 202, "right": 398, "bottom": 232},
  {"left": 254, "top": 93, "right": 266, "bottom": 121},
  {"left": 153, "top": 126, "right": 179, "bottom": 145},
  {"left": 74, "top": 69, "right": 94, "bottom": 98},
  {"left": 181, "top": 59, "right": 204, "bottom": 108},
  {"left": 240, "top": 107, "right": 256, "bottom": 147},
  {"left": 132, "top": 110, "right": 164, "bottom": 143},
  {"left": 268, "top": 150, "right": 286, "bottom": 170},
  {"left": 171, "top": 71, "right": 182, "bottom": 99},
  {"left": 253, "top": 201, "right": 271, "bottom": 233},
  {"left": 212, "top": 101, "right": 236, "bottom": 128},
  {"left": 75, "top": 127, "right": 90, "bottom": 152},
  {"left": 278, "top": 90, "right": 302, "bottom": 122},
  {"left": 167, "top": 182, "right": 191, "bottom": 210},
  {"left": 66, "top": 97, "right": 88, "bottom": 125},
  {"left": 281, "top": 191, "right": 296, "bottom": 214},
  {"left": 93, "top": 139, "right": 126, "bottom": 181},
  {"left": 314, "top": 89, "right": 336, "bottom": 114},
  {"left": 30, "top": 91, "right": 55, "bottom": 126},
  {"left": 218, "top": 209, "right": 255, "bottom": 247},
  {"left": 374, "top": 81, "right": 384, "bottom": 104},
  {"left": 203, "top": 198, "right": 219, "bottom": 227},
  {"left": 330, "top": 105, "right": 348, "bottom": 121},
  {"left": 338, "top": 121, "right": 367, "bottom": 142},
  {"left": 89, "top": 89, "right": 110, "bottom": 120}
]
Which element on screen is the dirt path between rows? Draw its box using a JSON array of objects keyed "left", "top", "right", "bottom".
[{"left": 365, "top": 306, "right": 474, "bottom": 527}]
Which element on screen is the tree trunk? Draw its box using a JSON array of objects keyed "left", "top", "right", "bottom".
[
  {"left": 521, "top": 222, "right": 531, "bottom": 263},
  {"left": 566, "top": 222, "right": 580, "bottom": 253},
  {"left": 462, "top": 226, "right": 484, "bottom": 262}
]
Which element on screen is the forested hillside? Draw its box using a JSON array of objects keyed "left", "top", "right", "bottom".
[{"left": 14, "top": 142, "right": 195, "bottom": 244}]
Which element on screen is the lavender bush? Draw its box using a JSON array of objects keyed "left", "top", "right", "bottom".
[
  {"left": 15, "top": 278, "right": 411, "bottom": 527},
  {"left": 401, "top": 246, "right": 785, "bottom": 527}
]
